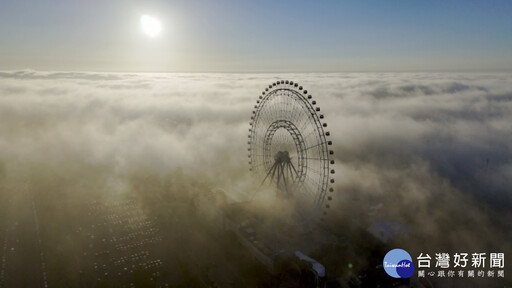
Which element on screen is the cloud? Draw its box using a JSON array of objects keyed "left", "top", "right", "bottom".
[
  {"left": 1, "top": 70, "right": 511, "bottom": 203},
  {"left": 1, "top": 70, "right": 511, "bottom": 285}
]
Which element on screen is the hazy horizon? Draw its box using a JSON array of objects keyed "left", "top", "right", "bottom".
[{"left": 4, "top": 68, "right": 512, "bottom": 74}]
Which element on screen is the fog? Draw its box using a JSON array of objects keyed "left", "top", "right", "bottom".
[{"left": 0, "top": 70, "right": 511, "bottom": 287}]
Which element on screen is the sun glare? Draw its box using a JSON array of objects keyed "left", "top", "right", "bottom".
[{"left": 140, "top": 15, "right": 162, "bottom": 38}]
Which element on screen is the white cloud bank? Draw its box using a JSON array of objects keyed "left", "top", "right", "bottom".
[{"left": 1, "top": 70, "right": 511, "bottom": 262}]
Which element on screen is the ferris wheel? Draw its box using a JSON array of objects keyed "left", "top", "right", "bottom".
[{"left": 248, "top": 80, "right": 335, "bottom": 216}]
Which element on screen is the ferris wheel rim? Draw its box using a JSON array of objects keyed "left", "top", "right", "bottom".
[{"left": 248, "top": 80, "right": 335, "bottom": 218}]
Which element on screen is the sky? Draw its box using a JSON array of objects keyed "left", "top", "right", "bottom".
[{"left": 0, "top": 0, "right": 511, "bottom": 72}]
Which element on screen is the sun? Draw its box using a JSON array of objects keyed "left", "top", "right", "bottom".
[{"left": 140, "top": 15, "right": 162, "bottom": 38}]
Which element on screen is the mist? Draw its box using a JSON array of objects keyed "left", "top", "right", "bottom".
[{"left": 0, "top": 70, "right": 511, "bottom": 287}]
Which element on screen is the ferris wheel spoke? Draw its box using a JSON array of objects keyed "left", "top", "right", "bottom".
[
  {"left": 252, "top": 161, "right": 269, "bottom": 171},
  {"left": 301, "top": 179, "right": 320, "bottom": 198},
  {"left": 303, "top": 157, "right": 329, "bottom": 161},
  {"left": 301, "top": 142, "right": 327, "bottom": 152},
  {"left": 303, "top": 127, "right": 324, "bottom": 145},
  {"left": 305, "top": 166, "right": 324, "bottom": 178}
]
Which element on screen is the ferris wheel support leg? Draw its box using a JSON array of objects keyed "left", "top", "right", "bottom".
[
  {"left": 287, "top": 162, "right": 295, "bottom": 184},
  {"left": 281, "top": 162, "right": 289, "bottom": 194},
  {"left": 276, "top": 163, "right": 281, "bottom": 188},
  {"left": 289, "top": 161, "right": 300, "bottom": 180},
  {"left": 261, "top": 162, "right": 278, "bottom": 186}
]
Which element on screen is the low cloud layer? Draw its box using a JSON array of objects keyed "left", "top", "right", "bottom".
[{"left": 1, "top": 70, "right": 511, "bottom": 285}]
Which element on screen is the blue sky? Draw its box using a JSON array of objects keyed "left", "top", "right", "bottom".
[{"left": 0, "top": 0, "right": 511, "bottom": 72}]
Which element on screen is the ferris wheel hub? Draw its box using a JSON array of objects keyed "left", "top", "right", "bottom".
[{"left": 274, "top": 151, "right": 291, "bottom": 164}]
